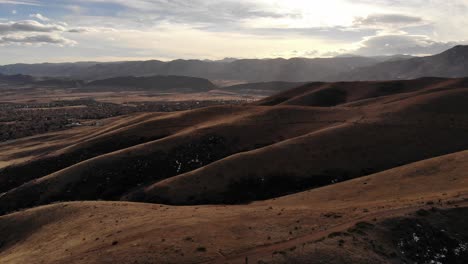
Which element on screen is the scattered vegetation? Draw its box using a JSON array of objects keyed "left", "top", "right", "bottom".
[{"left": 0, "top": 99, "right": 243, "bottom": 142}]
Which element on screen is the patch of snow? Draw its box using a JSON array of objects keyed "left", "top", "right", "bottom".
[
  {"left": 454, "top": 243, "right": 468, "bottom": 256},
  {"left": 434, "top": 253, "right": 446, "bottom": 260},
  {"left": 175, "top": 160, "right": 182, "bottom": 173},
  {"left": 398, "top": 241, "right": 405, "bottom": 248}
]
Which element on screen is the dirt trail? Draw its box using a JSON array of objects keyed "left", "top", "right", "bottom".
[{"left": 206, "top": 199, "right": 468, "bottom": 264}]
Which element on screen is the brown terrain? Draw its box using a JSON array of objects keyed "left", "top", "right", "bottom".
[
  {"left": 1, "top": 77, "right": 468, "bottom": 263},
  {"left": 0, "top": 74, "right": 260, "bottom": 142}
]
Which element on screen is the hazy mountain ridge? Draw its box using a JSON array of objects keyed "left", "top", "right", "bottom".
[
  {"left": 1, "top": 46, "right": 467, "bottom": 82},
  {"left": 0, "top": 73, "right": 218, "bottom": 93},
  {"left": 0, "top": 57, "right": 379, "bottom": 82},
  {"left": 0, "top": 73, "right": 36, "bottom": 84},
  {"left": 333, "top": 45, "right": 468, "bottom": 81}
]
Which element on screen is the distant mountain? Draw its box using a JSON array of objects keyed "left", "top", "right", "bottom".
[
  {"left": 0, "top": 57, "right": 379, "bottom": 82},
  {"left": 0, "top": 73, "right": 216, "bottom": 93},
  {"left": 1, "top": 46, "right": 465, "bottom": 83},
  {"left": 0, "top": 73, "right": 35, "bottom": 84},
  {"left": 0, "top": 73, "right": 84, "bottom": 88},
  {"left": 34, "top": 78, "right": 84, "bottom": 88},
  {"left": 86, "top": 75, "right": 216, "bottom": 92},
  {"left": 371, "top": 54, "right": 416, "bottom": 62},
  {"left": 334, "top": 45, "right": 468, "bottom": 81},
  {"left": 334, "top": 54, "right": 414, "bottom": 62},
  {"left": 0, "top": 62, "right": 98, "bottom": 79}
]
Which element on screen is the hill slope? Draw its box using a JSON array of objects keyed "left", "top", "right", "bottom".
[
  {"left": 1, "top": 78, "right": 468, "bottom": 213},
  {"left": 1, "top": 77, "right": 468, "bottom": 263},
  {"left": 0, "top": 149, "right": 467, "bottom": 263},
  {"left": 223, "top": 81, "right": 305, "bottom": 96}
]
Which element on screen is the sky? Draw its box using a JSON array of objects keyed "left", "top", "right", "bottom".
[{"left": 0, "top": 0, "right": 467, "bottom": 64}]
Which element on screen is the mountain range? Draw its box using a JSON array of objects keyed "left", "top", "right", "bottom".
[
  {"left": 0, "top": 57, "right": 375, "bottom": 82},
  {"left": 0, "top": 73, "right": 218, "bottom": 93},
  {"left": 337, "top": 45, "right": 468, "bottom": 81},
  {"left": 3, "top": 46, "right": 467, "bottom": 83}
]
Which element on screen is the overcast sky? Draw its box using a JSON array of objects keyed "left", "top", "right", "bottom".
[{"left": 0, "top": 0, "right": 466, "bottom": 64}]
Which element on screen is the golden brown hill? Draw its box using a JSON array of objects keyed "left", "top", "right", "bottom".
[
  {"left": 1, "top": 149, "right": 467, "bottom": 263},
  {"left": 257, "top": 77, "right": 468, "bottom": 107},
  {"left": 1, "top": 78, "right": 468, "bottom": 213},
  {"left": 137, "top": 86, "right": 468, "bottom": 204},
  {"left": 0, "top": 105, "right": 357, "bottom": 213}
]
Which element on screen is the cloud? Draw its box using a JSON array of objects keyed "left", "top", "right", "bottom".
[
  {"left": 0, "top": 18, "right": 94, "bottom": 47},
  {"left": 353, "top": 34, "right": 461, "bottom": 56},
  {"left": 1, "top": 0, "right": 468, "bottom": 63},
  {"left": 67, "top": 27, "right": 98, "bottom": 33},
  {"left": 0, "top": 18, "right": 94, "bottom": 34},
  {"left": 353, "top": 14, "right": 425, "bottom": 28},
  {"left": 0, "top": 20, "right": 65, "bottom": 34},
  {"left": 29, "top": 13, "right": 50, "bottom": 22},
  {"left": 81, "top": 0, "right": 296, "bottom": 26},
  {"left": 0, "top": 34, "right": 76, "bottom": 45},
  {"left": 65, "top": 5, "right": 86, "bottom": 14},
  {"left": 0, "top": 0, "right": 39, "bottom": 5}
]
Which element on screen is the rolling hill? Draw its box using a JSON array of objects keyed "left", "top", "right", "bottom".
[
  {"left": 222, "top": 81, "right": 306, "bottom": 96},
  {"left": 85, "top": 75, "right": 217, "bottom": 92},
  {"left": 0, "top": 148, "right": 467, "bottom": 263},
  {"left": 1, "top": 77, "right": 468, "bottom": 213},
  {"left": 0, "top": 73, "right": 35, "bottom": 85},
  {"left": 0, "top": 73, "right": 217, "bottom": 93},
  {"left": 1, "top": 77, "right": 468, "bottom": 263}
]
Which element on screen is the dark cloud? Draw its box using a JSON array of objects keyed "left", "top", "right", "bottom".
[
  {"left": 0, "top": 19, "right": 88, "bottom": 46},
  {"left": 0, "top": 34, "right": 76, "bottom": 45},
  {"left": 0, "top": 20, "right": 65, "bottom": 33},
  {"left": 67, "top": 27, "right": 94, "bottom": 33}
]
